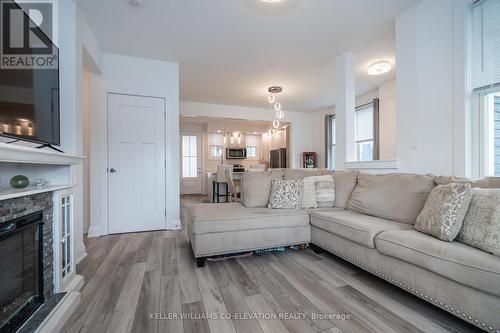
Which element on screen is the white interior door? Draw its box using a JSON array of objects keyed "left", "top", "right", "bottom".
[
  {"left": 108, "top": 93, "right": 166, "bottom": 234},
  {"left": 180, "top": 132, "right": 202, "bottom": 194}
]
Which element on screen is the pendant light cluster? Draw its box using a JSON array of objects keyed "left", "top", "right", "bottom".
[{"left": 267, "top": 86, "right": 284, "bottom": 136}]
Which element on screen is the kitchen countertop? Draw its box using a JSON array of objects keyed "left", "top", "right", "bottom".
[{"left": 208, "top": 171, "right": 244, "bottom": 181}]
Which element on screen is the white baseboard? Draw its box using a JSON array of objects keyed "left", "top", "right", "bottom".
[
  {"left": 76, "top": 251, "right": 87, "bottom": 264},
  {"left": 64, "top": 274, "right": 85, "bottom": 292},
  {"left": 168, "top": 219, "right": 182, "bottom": 230},
  {"left": 87, "top": 225, "right": 100, "bottom": 238},
  {"left": 35, "top": 291, "right": 81, "bottom": 333}
]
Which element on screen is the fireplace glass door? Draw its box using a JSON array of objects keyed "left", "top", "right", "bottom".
[{"left": 0, "top": 211, "right": 44, "bottom": 333}]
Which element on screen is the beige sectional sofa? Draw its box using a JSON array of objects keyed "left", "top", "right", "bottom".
[{"left": 185, "top": 169, "right": 500, "bottom": 332}]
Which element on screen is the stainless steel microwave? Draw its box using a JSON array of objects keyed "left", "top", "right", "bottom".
[{"left": 226, "top": 147, "right": 247, "bottom": 159}]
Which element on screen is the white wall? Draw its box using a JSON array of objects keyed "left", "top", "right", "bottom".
[
  {"left": 88, "top": 53, "right": 180, "bottom": 236},
  {"left": 395, "top": 0, "right": 469, "bottom": 176},
  {"left": 378, "top": 81, "right": 397, "bottom": 160},
  {"left": 180, "top": 101, "right": 313, "bottom": 169}
]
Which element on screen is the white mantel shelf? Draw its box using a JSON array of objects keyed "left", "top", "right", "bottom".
[
  {"left": 0, "top": 142, "right": 85, "bottom": 165},
  {"left": 0, "top": 185, "right": 75, "bottom": 201}
]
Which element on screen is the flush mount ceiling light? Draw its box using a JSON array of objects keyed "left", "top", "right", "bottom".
[
  {"left": 367, "top": 60, "right": 392, "bottom": 76},
  {"left": 128, "top": 0, "right": 143, "bottom": 7},
  {"left": 260, "top": 0, "right": 283, "bottom": 3}
]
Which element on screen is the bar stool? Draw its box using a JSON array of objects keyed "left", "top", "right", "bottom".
[{"left": 212, "top": 165, "right": 232, "bottom": 203}]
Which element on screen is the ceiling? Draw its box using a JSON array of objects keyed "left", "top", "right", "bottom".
[{"left": 77, "top": 0, "right": 419, "bottom": 112}]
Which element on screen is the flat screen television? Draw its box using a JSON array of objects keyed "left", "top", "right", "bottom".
[{"left": 0, "top": 9, "right": 60, "bottom": 146}]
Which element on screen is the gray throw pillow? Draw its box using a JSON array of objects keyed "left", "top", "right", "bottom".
[
  {"left": 414, "top": 183, "right": 472, "bottom": 241},
  {"left": 457, "top": 188, "right": 500, "bottom": 256},
  {"left": 315, "top": 175, "right": 335, "bottom": 208},
  {"left": 268, "top": 179, "right": 303, "bottom": 209},
  {"left": 302, "top": 176, "right": 318, "bottom": 209}
]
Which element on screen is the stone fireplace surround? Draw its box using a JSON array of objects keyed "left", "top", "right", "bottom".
[{"left": 0, "top": 193, "right": 55, "bottom": 302}]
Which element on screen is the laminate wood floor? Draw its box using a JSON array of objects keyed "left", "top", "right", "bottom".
[{"left": 64, "top": 196, "right": 478, "bottom": 333}]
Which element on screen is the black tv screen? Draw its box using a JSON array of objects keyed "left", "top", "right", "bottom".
[
  {"left": 0, "top": 63, "right": 60, "bottom": 145},
  {"left": 0, "top": 1, "right": 60, "bottom": 146}
]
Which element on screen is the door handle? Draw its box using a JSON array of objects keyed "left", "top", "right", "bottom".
[{"left": 109, "top": 168, "right": 117, "bottom": 173}]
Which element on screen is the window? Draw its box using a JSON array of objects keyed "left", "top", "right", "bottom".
[
  {"left": 246, "top": 134, "right": 259, "bottom": 159},
  {"left": 471, "top": 0, "right": 500, "bottom": 176},
  {"left": 355, "top": 99, "right": 380, "bottom": 161},
  {"left": 482, "top": 91, "right": 500, "bottom": 176},
  {"left": 208, "top": 133, "right": 224, "bottom": 159},
  {"left": 326, "top": 115, "right": 336, "bottom": 170},
  {"left": 494, "top": 93, "right": 500, "bottom": 176},
  {"left": 182, "top": 135, "right": 198, "bottom": 178}
]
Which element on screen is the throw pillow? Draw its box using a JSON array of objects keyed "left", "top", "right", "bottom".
[
  {"left": 457, "top": 188, "right": 500, "bottom": 256},
  {"left": 302, "top": 176, "right": 318, "bottom": 209},
  {"left": 414, "top": 183, "right": 472, "bottom": 241},
  {"left": 268, "top": 179, "right": 303, "bottom": 209},
  {"left": 315, "top": 175, "right": 335, "bottom": 208}
]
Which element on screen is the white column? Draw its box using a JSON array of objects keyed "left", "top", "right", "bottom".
[
  {"left": 335, "top": 52, "right": 357, "bottom": 170},
  {"left": 59, "top": 0, "right": 86, "bottom": 262}
]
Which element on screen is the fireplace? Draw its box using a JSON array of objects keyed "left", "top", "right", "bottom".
[{"left": 0, "top": 211, "right": 44, "bottom": 333}]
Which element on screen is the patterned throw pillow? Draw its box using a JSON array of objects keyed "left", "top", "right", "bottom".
[
  {"left": 414, "top": 183, "right": 472, "bottom": 241},
  {"left": 315, "top": 175, "right": 335, "bottom": 208},
  {"left": 268, "top": 179, "right": 303, "bottom": 209},
  {"left": 457, "top": 188, "right": 500, "bottom": 256}
]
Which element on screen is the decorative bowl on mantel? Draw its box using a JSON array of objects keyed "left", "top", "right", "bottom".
[{"left": 10, "top": 175, "right": 30, "bottom": 189}]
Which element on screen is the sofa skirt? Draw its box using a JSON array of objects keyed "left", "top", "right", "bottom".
[{"left": 189, "top": 225, "right": 311, "bottom": 258}]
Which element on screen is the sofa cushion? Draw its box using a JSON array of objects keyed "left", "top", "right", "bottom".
[
  {"left": 376, "top": 230, "right": 500, "bottom": 297},
  {"left": 241, "top": 170, "right": 283, "bottom": 208},
  {"left": 330, "top": 171, "right": 359, "bottom": 208},
  {"left": 187, "top": 203, "right": 309, "bottom": 235},
  {"left": 457, "top": 189, "right": 500, "bottom": 256},
  {"left": 435, "top": 176, "right": 500, "bottom": 188},
  {"left": 310, "top": 210, "right": 413, "bottom": 248},
  {"left": 283, "top": 168, "right": 329, "bottom": 180},
  {"left": 346, "top": 173, "right": 435, "bottom": 224},
  {"left": 268, "top": 179, "right": 303, "bottom": 209},
  {"left": 414, "top": 183, "right": 472, "bottom": 241}
]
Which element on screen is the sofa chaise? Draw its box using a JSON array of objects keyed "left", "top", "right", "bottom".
[{"left": 185, "top": 169, "right": 500, "bottom": 332}]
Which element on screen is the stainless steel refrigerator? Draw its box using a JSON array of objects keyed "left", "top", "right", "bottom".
[{"left": 270, "top": 148, "right": 287, "bottom": 168}]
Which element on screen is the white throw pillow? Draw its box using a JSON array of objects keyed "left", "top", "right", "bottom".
[
  {"left": 302, "top": 176, "right": 319, "bottom": 208},
  {"left": 315, "top": 175, "right": 335, "bottom": 208}
]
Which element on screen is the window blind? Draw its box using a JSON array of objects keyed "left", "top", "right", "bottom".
[
  {"left": 208, "top": 133, "right": 224, "bottom": 146},
  {"left": 245, "top": 134, "right": 259, "bottom": 147},
  {"left": 472, "top": 0, "right": 500, "bottom": 91}
]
